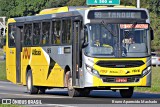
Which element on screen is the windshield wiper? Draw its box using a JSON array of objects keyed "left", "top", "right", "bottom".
[
  {"left": 125, "top": 21, "right": 137, "bottom": 37},
  {"left": 131, "top": 21, "right": 137, "bottom": 29},
  {"left": 101, "top": 21, "right": 116, "bottom": 37}
]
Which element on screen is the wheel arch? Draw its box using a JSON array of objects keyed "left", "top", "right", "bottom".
[
  {"left": 64, "top": 65, "right": 71, "bottom": 75},
  {"left": 25, "top": 65, "right": 32, "bottom": 85},
  {"left": 64, "top": 65, "right": 71, "bottom": 87}
]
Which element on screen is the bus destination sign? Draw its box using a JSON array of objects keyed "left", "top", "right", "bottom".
[
  {"left": 87, "top": 0, "right": 120, "bottom": 5},
  {"left": 88, "top": 10, "right": 148, "bottom": 19}
]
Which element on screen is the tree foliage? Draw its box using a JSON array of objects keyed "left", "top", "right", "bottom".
[
  {"left": 45, "top": 0, "right": 69, "bottom": 8},
  {"left": 67, "top": 0, "right": 86, "bottom": 6},
  {"left": 149, "top": 0, "right": 160, "bottom": 16}
]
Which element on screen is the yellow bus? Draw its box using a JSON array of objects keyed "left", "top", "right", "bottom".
[{"left": 6, "top": 6, "right": 154, "bottom": 98}]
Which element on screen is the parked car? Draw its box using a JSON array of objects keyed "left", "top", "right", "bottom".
[{"left": 151, "top": 52, "right": 160, "bottom": 66}]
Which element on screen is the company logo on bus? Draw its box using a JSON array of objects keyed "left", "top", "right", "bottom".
[
  {"left": 23, "top": 48, "right": 31, "bottom": 59},
  {"left": 32, "top": 49, "right": 41, "bottom": 55}
]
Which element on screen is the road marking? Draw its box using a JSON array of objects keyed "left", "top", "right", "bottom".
[{"left": 0, "top": 93, "right": 71, "bottom": 98}]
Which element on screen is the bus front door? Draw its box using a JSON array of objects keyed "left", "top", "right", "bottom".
[
  {"left": 72, "top": 20, "right": 81, "bottom": 87},
  {"left": 7, "top": 24, "right": 22, "bottom": 84},
  {"left": 15, "top": 25, "right": 23, "bottom": 84}
]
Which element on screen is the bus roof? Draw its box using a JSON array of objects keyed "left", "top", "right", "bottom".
[
  {"left": 38, "top": 6, "right": 88, "bottom": 15},
  {"left": 38, "top": 6, "right": 137, "bottom": 15},
  {"left": 7, "top": 6, "right": 148, "bottom": 24}
]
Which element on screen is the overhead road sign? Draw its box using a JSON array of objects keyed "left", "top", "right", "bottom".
[{"left": 87, "top": 0, "right": 120, "bottom": 5}]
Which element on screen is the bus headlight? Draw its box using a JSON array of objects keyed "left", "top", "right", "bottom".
[
  {"left": 86, "top": 65, "right": 100, "bottom": 77},
  {"left": 86, "top": 66, "right": 92, "bottom": 72},
  {"left": 142, "top": 66, "right": 151, "bottom": 77},
  {"left": 92, "top": 69, "right": 100, "bottom": 76}
]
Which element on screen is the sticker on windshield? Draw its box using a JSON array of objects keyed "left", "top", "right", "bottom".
[{"left": 120, "top": 24, "right": 149, "bottom": 29}]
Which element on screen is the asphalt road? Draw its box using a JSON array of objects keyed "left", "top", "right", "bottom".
[{"left": 0, "top": 81, "right": 160, "bottom": 107}]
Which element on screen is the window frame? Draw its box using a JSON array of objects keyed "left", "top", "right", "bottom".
[
  {"left": 61, "top": 18, "right": 72, "bottom": 45},
  {"left": 8, "top": 23, "right": 16, "bottom": 48},
  {"left": 23, "top": 22, "right": 33, "bottom": 47},
  {"left": 41, "top": 20, "right": 52, "bottom": 46},
  {"left": 32, "top": 21, "right": 41, "bottom": 46},
  {"left": 51, "top": 18, "right": 62, "bottom": 45}
]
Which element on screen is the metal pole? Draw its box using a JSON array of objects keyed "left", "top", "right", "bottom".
[
  {"left": 0, "top": 17, "right": 6, "bottom": 37},
  {"left": 137, "top": 0, "right": 140, "bottom": 8},
  {"left": 3, "top": 17, "right": 6, "bottom": 37}
]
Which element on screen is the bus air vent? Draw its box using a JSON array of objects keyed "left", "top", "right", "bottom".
[{"left": 96, "top": 60, "right": 144, "bottom": 68}]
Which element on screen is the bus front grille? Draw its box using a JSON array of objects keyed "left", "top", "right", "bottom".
[{"left": 96, "top": 60, "right": 145, "bottom": 68}]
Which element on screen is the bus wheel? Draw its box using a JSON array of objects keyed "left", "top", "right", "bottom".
[
  {"left": 26, "top": 70, "right": 38, "bottom": 94},
  {"left": 80, "top": 89, "right": 91, "bottom": 97},
  {"left": 38, "top": 87, "right": 46, "bottom": 94},
  {"left": 120, "top": 87, "right": 134, "bottom": 98},
  {"left": 66, "top": 72, "right": 80, "bottom": 97}
]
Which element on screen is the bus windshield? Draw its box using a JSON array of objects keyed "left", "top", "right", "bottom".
[{"left": 84, "top": 23, "right": 150, "bottom": 58}]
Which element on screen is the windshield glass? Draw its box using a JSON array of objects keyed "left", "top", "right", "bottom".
[{"left": 84, "top": 23, "right": 149, "bottom": 58}]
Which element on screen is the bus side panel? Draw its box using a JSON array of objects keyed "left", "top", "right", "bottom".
[
  {"left": 44, "top": 64, "right": 64, "bottom": 87},
  {"left": 30, "top": 47, "right": 50, "bottom": 86},
  {"left": 6, "top": 48, "right": 17, "bottom": 84},
  {"left": 21, "top": 46, "right": 71, "bottom": 87},
  {"left": 21, "top": 47, "right": 31, "bottom": 85},
  {"left": 31, "top": 47, "right": 65, "bottom": 87},
  {"left": 6, "top": 66, "right": 16, "bottom": 84},
  {"left": 32, "top": 64, "right": 64, "bottom": 87}
]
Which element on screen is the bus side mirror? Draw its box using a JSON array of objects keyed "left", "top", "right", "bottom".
[
  {"left": 81, "top": 29, "right": 88, "bottom": 48},
  {"left": 150, "top": 27, "right": 154, "bottom": 40},
  {"left": 82, "top": 27, "right": 89, "bottom": 48},
  {"left": 82, "top": 42, "right": 88, "bottom": 48},
  {"left": 82, "top": 35, "right": 89, "bottom": 48}
]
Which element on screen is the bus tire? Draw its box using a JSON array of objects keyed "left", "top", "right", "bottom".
[
  {"left": 38, "top": 87, "right": 46, "bottom": 94},
  {"left": 66, "top": 71, "right": 80, "bottom": 97},
  {"left": 26, "top": 70, "right": 38, "bottom": 94},
  {"left": 80, "top": 89, "right": 91, "bottom": 97},
  {"left": 120, "top": 87, "right": 134, "bottom": 98}
]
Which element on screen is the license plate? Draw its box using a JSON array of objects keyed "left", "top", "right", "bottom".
[{"left": 116, "top": 78, "right": 127, "bottom": 83}]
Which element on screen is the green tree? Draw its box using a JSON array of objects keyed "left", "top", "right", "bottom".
[
  {"left": 0, "top": 0, "right": 49, "bottom": 18},
  {"left": 149, "top": 0, "right": 160, "bottom": 16},
  {"left": 67, "top": 0, "right": 86, "bottom": 6},
  {"left": 45, "top": 0, "right": 69, "bottom": 8}
]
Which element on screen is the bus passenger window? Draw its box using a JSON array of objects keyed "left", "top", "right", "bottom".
[
  {"left": 42, "top": 22, "right": 50, "bottom": 45},
  {"left": 62, "top": 19, "right": 71, "bottom": 44},
  {"left": 33, "top": 23, "right": 41, "bottom": 45},
  {"left": 9, "top": 25, "right": 16, "bottom": 47},
  {"left": 24, "top": 24, "right": 32, "bottom": 46},
  {"left": 52, "top": 20, "right": 61, "bottom": 45}
]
